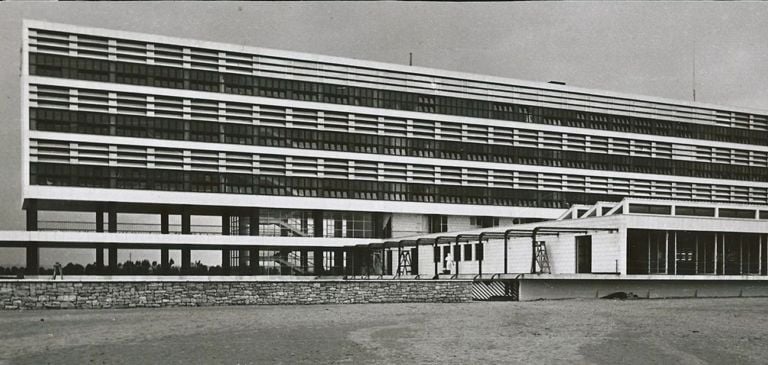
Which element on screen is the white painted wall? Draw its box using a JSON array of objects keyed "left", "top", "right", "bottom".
[{"left": 391, "top": 214, "right": 427, "bottom": 238}]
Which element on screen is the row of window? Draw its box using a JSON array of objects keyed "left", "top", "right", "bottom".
[
  {"left": 29, "top": 53, "right": 768, "bottom": 145},
  {"left": 432, "top": 244, "right": 485, "bottom": 263},
  {"left": 31, "top": 162, "right": 631, "bottom": 208},
  {"left": 30, "top": 108, "right": 768, "bottom": 182},
  {"left": 31, "top": 30, "right": 768, "bottom": 132},
  {"left": 225, "top": 211, "right": 378, "bottom": 238},
  {"left": 628, "top": 204, "right": 767, "bottom": 219},
  {"left": 627, "top": 229, "right": 767, "bottom": 275}
]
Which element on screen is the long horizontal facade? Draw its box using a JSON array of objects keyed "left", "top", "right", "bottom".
[{"left": 12, "top": 20, "right": 768, "bottom": 277}]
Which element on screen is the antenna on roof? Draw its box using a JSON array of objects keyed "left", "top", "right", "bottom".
[
  {"left": 409, "top": 52, "right": 413, "bottom": 66},
  {"left": 692, "top": 41, "right": 697, "bottom": 102}
]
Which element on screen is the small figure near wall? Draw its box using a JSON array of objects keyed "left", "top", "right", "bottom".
[
  {"left": 444, "top": 252, "right": 454, "bottom": 275},
  {"left": 52, "top": 262, "right": 63, "bottom": 280}
]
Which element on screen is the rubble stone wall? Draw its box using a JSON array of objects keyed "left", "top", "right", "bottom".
[{"left": 0, "top": 280, "right": 473, "bottom": 310}]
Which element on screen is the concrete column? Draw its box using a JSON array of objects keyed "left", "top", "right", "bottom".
[
  {"left": 181, "top": 248, "right": 191, "bottom": 273},
  {"left": 238, "top": 216, "right": 248, "bottom": 236},
  {"left": 222, "top": 248, "right": 230, "bottom": 274},
  {"left": 161, "top": 248, "right": 169, "bottom": 273},
  {"left": 434, "top": 243, "right": 439, "bottom": 277},
  {"left": 334, "top": 249, "right": 344, "bottom": 275},
  {"left": 250, "top": 247, "right": 260, "bottom": 274},
  {"left": 96, "top": 209, "right": 104, "bottom": 233},
  {"left": 181, "top": 213, "right": 191, "bottom": 234},
  {"left": 313, "top": 210, "right": 324, "bottom": 237},
  {"left": 454, "top": 244, "right": 461, "bottom": 275},
  {"left": 249, "top": 211, "right": 259, "bottom": 236},
  {"left": 239, "top": 249, "right": 249, "bottom": 271},
  {"left": 107, "top": 207, "right": 117, "bottom": 233},
  {"left": 108, "top": 247, "right": 118, "bottom": 274},
  {"left": 161, "top": 212, "right": 169, "bottom": 234},
  {"left": 372, "top": 213, "right": 382, "bottom": 238},
  {"left": 345, "top": 248, "right": 355, "bottom": 276},
  {"left": 222, "top": 215, "right": 230, "bottom": 235},
  {"left": 25, "top": 200, "right": 38, "bottom": 231},
  {"left": 96, "top": 248, "right": 104, "bottom": 272},
  {"left": 313, "top": 249, "right": 323, "bottom": 275},
  {"left": 300, "top": 250, "right": 308, "bottom": 274},
  {"left": 277, "top": 249, "right": 288, "bottom": 275},
  {"left": 25, "top": 245, "right": 39, "bottom": 275}
]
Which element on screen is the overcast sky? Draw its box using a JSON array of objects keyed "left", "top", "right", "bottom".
[{"left": 0, "top": 1, "right": 767, "bottom": 234}]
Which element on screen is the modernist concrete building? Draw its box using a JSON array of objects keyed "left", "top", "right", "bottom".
[{"left": 10, "top": 20, "right": 768, "bottom": 280}]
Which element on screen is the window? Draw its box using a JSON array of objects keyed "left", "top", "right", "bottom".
[
  {"left": 428, "top": 215, "right": 448, "bottom": 233},
  {"left": 470, "top": 216, "right": 499, "bottom": 228},
  {"left": 453, "top": 244, "right": 461, "bottom": 261},
  {"left": 323, "top": 212, "right": 373, "bottom": 238},
  {"left": 675, "top": 206, "right": 715, "bottom": 217},
  {"left": 29, "top": 52, "right": 768, "bottom": 147},
  {"left": 463, "top": 244, "right": 472, "bottom": 261},
  {"left": 628, "top": 204, "right": 672, "bottom": 215},
  {"left": 719, "top": 208, "right": 755, "bottom": 219},
  {"left": 475, "top": 243, "right": 484, "bottom": 261}
]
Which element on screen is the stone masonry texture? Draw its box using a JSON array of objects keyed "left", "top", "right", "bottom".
[{"left": 0, "top": 280, "right": 473, "bottom": 310}]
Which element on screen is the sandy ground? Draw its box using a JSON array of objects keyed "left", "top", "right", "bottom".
[{"left": 0, "top": 298, "right": 767, "bottom": 364}]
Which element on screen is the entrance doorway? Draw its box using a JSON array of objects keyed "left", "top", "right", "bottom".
[{"left": 576, "top": 235, "right": 592, "bottom": 274}]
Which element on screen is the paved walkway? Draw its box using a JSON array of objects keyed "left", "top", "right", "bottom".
[{"left": 1, "top": 298, "right": 767, "bottom": 364}]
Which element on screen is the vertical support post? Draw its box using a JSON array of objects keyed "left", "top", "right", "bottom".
[
  {"left": 433, "top": 241, "right": 439, "bottom": 278},
  {"left": 381, "top": 248, "right": 386, "bottom": 275},
  {"left": 313, "top": 210, "right": 324, "bottom": 237},
  {"left": 531, "top": 235, "right": 537, "bottom": 274},
  {"left": 96, "top": 208, "right": 104, "bottom": 233},
  {"left": 665, "top": 231, "right": 669, "bottom": 274},
  {"left": 478, "top": 240, "right": 484, "bottom": 278},
  {"left": 278, "top": 249, "right": 289, "bottom": 275},
  {"left": 740, "top": 235, "right": 744, "bottom": 275},
  {"left": 454, "top": 242, "right": 460, "bottom": 276},
  {"left": 503, "top": 235, "right": 508, "bottom": 274},
  {"left": 96, "top": 247, "right": 104, "bottom": 273},
  {"left": 673, "top": 231, "right": 678, "bottom": 275},
  {"left": 372, "top": 213, "right": 382, "bottom": 238},
  {"left": 25, "top": 199, "right": 38, "bottom": 231},
  {"left": 222, "top": 214, "right": 230, "bottom": 235},
  {"left": 108, "top": 246, "right": 118, "bottom": 274},
  {"left": 161, "top": 248, "right": 169, "bottom": 274},
  {"left": 238, "top": 215, "right": 248, "bottom": 236},
  {"left": 313, "top": 249, "right": 323, "bottom": 275},
  {"left": 161, "top": 212, "right": 169, "bottom": 234},
  {"left": 239, "top": 249, "right": 249, "bottom": 272},
  {"left": 345, "top": 247, "right": 355, "bottom": 276},
  {"left": 250, "top": 247, "right": 260, "bottom": 275},
  {"left": 334, "top": 248, "right": 344, "bottom": 275},
  {"left": 249, "top": 209, "right": 259, "bottom": 236},
  {"left": 222, "top": 248, "right": 230, "bottom": 274},
  {"left": 181, "top": 212, "right": 191, "bottom": 234},
  {"left": 714, "top": 233, "right": 719, "bottom": 275},
  {"left": 181, "top": 248, "right": 191, "bottom": 274},
  {"left": 761, "top": 235, "right": 765, "bottom": 276},
  {"left": 300, "top": 249, "right": 308, "bottom": 274},
  {"left": 648, "top": 233, "right": 652, "bottom": 274},
  {"left": 695, "top": 235, "right": 699, "bottom": 275},
  {"left": 722, "top": 233, "right": 726, "bottom": 275},
  {"left": 25, "top": 245, "right": 39, "bottom": 275},
  {"left": 108, "top": 206, "right": 117, "bottom": 233},
  {"left": 396, "top": 244, "right": 402, "bottom": 275}
]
